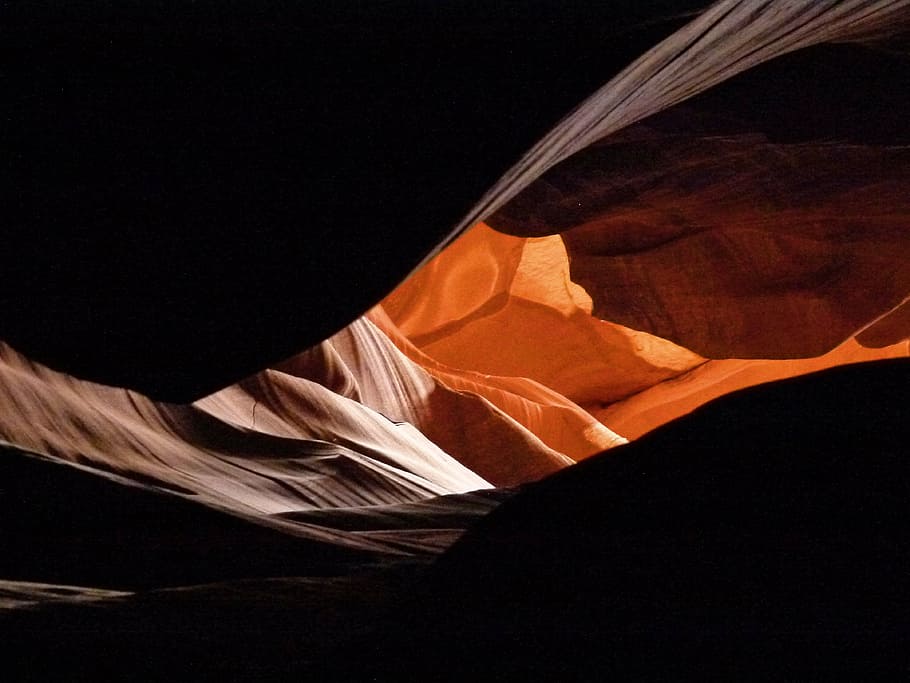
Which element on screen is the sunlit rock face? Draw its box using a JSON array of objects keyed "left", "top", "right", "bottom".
[
  {"left": 380, "top": 220, "right": 907, "bottom": 445},
  {"left": 383, "top": 223, "right": 704, "bottom": 408},
  {"left": 266, "top": 310, "right": 603, "bottom": 485},
  {"left": 0, "top": 341, "right": 498, "bottom": 556}
]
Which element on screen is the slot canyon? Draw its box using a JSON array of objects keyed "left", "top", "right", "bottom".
[{"left": 2, "top": 1, "right": 909, "bottom": 678}]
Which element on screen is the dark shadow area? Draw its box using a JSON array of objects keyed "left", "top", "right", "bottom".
[
  {"left": 4, "top": 1, "right": 698, "bottom": 400},
  {"left": 0, "top": 448, "right": 374, "bottom": 590},
  {"left": 335, "top": 359, "right": 910, "bottom": 679}
]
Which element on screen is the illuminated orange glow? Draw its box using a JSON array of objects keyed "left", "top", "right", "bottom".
[
  {"left": 381, "top": 221, "right": 908, "bottom": 450},
  {"left": 367, "top": 306, "right": 624, "bottom": 464},
  {"left": 596, "top": 336, "right": 909, "bottom": 440},
  {"left": 383, "top": 223, "right": 704, "bottom": 408}
]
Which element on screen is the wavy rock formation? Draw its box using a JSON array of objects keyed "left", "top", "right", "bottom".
[
  {"left": 365, "top": 308, "right": 623, "bottom": 468},
  {"left": 0, "top": 342, "right": 497, "bottom": 557},
  {"left": 2, "top": 1, "right": 910, "bottom": 679},
  {"left": 276, "top": 311, "right": 593, "bottom": 483},
  {"left": 381, "top": 220, "right": 907, "bottom": 441}
]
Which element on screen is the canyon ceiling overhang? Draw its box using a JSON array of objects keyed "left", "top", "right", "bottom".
[{"left": 4, "top": 0, "right": 909, "bottom": 401}]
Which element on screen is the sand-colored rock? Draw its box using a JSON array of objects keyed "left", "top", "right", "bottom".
[{"left": 0, "top": 341, "right": 493, "bottom": 555}]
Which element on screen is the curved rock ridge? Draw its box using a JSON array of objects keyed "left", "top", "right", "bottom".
[
  {"left": 0, "top": 296, "right": 626, "bottom": 559},
  {"left": 458, "top": 0, "right": 910, "bottom": 250},
  {"left": 201, "top": 312, "right": 613, "bottom": 486},
  {"left": 0, "top": 342, "right": 499, "bottom": 555}
]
